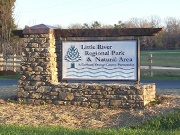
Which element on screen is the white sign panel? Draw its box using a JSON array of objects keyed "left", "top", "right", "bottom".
[{"left": 62, "top": 40, "right": 138, "bottom": 80}]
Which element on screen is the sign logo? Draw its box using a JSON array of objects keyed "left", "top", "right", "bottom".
[{"left": 64, "top": 45, "right": 81, "bottom": 68}]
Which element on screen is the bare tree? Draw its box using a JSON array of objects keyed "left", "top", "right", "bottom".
[
  {"left": 68, "top": 23, "right": 82, "bottom": 29},
  {"left": 163, "top": 17, "right": 180, "bottom": 49},
  {"left": 0, "top": 0, "right": 16, "bottom": 55}
]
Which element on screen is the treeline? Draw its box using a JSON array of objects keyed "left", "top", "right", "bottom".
[
  {"left": 66, "top": 16, "right": 180, "bottom": 50},
  {"left": 0, "top": 0, "right": 22, "bottom": 56},
  {"left": 1, "top": 0, "right": 180, "bottom": 56}
]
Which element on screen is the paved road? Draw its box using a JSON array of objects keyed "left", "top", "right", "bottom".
[
  {"left": 0, "top": 80, "right": 18, "bottom": 86},
  {"left": 0, "top": 80, "right": 180, "bottom": 89},
  {"left": 141, "top": 80, "right": 180, "bottom": 89}
]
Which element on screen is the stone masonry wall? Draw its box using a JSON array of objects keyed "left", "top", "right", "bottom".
[
  {"left": 18, "top": 24, "right": 156, "bottom": 108},
  {"left": 18, "top": 82, "right": 156, "bottom": 108},
  {"left": 18, "top": 31, "right": 58, "bottom": 99}
]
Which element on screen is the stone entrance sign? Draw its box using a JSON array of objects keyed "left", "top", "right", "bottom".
[{"left": 13, "top": 24, "right": 163, "bottom": 108}]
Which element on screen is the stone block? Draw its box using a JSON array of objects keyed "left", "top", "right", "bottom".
[
  {"left": 105, "top": 87, "right": 112, "bottom": 91},
  {"left": 104, "top": 95, "right": 116, "bottom": 99},
  {"left": 74, "top": 97, "right": 88, "bottom": 101},
  {"left": 89, "top": 99, "right": 99, "bottom": 103},
  {"left": 100, "top": 101, "right": 109, "bottom": 107},
  {"left": 34, "top": 38, "right": 47, "bottom": 44},
  {"left": 92, "top": 95, "right": 103, "bottom": 99},
  {"left": 18, "top": 79, "right": 23, "bottom": 86},
  {"left": 127, "top": 100, "right": 135, "bottom": 103},
  {"left": 26, "top": 99, "right": 35, "bottom": 104},
  {"left": 133, "top": 95, "right": 144, "bottom": 101},
  {"left": 59, "top": 91, "right": 74, "bottom": 100},
  {"left": 52, "top": 87, "right": 61, "bottom": 92},
  {"left": 24, "top": 86, "right": 36, "bottom": 91},
  {"left": 34, "top": 100, "right": 43, "bottom": 105},
  {"left": 109, "top": 84, "right": 120, "bottom": 89},
  {"left": 127, "top": 90, "right": 136, "bottom": 95},
  {"left": 89, "top": 91, "right": 96, "bottom": 94},
  {"left": 28, "top": 43, "right": 39, "bottom": 48},
  {"left": 34, "top": 48, "right": 43, "bottom": 52},
  {"left": 22, "top": 81, "right": 31, "bottom": 86},
  {"left": 67, "top": 83, "right": 79, "bottom": 88},
  {"left": 31, "top": 52, "right": 39, "bottom": 57},
  {"left": 136, "top": 89, "right": 144, "bottom": 95},
  {"left": 78, "top": 84, "right": 87, "bottom": 89},
  {"left": 72, "top": 101, "right": 81, "bottom": 106},
  {"left": 27, "top": 67, "right": 33, "bottom": 71},
  {"left": 118, "top": 95, "right": 128, "bottom": 100},
  {"left": 115, "top": 90, "right": 127, "bottom": 95},
  {"left": 36, "top": 75, "right": 44, "bottom": 81},
  {"left": 51, "top": 96, "right": 57, "bottom": 99},
  {"left": 50, "top": 92, "right": 58, "bottom": 96},
  {"left": 41, "top": 43, "right": 50, "bottom": 48},
  {"left": 20, "top": 66, "right": 27, "bottom": 71},
  {"left": 74, "top": 92, "right": 82, "bottom": 97},
  {"left": 61, "top": 88, "right": 72, "bottom": 92},
  {"left": 20, "top": 75, "right": 26, "bottom": 80},
  {"left": 30, "top": 93, "right": 42, "bottom": 99},
  {"left": 81, "top": 102, "right": 90, "bottom": 107},
  {"left": 34, "top": 66, "right": 44, "bottom": 72},
  {"left": 42, "top": 95, "right": 50, "bottom": 100},
  {"left": 91, "top": 103, "right": 99, "bottom": 108},
  {"left": 107, "top": 91, "right": 114, "bottom": 94},
  {"left": 45, "top": 100, "right": 53, "bottom": 104},
  {"left": 109, "top": 100, "right": 121, "bottom": 106},
  {"left": 18, "top": 91, "right": 29, "bottom": 98}
]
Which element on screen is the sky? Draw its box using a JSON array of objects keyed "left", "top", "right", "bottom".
[{"left": 14, "top": 0, "right": 180, "bottom": 29}]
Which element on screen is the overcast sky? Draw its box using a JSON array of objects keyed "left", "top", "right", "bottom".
[{"left": 14, "top": 0, "right": 180, "bottom": 28}]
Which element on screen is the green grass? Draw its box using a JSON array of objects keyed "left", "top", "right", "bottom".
[
  {"left": 141, "top": 50, "right": 180, "bottom": 67},
  {"left": 0, "top": 109, "right": 179, "bottom": 135},
  {"left": 0, "top": 125, "right": 179, "bottom": 135},
  {"left": 140, "top": 71, "right": 180, "bottom": 80},
  {"left": 130, "top": 109, "right": 180, "bottom": 130},
  {"left": 141, "top": 74, "right": 180, "bottom": 80},
  {"left": 0, "top": 72, "right": 19, "bottom": 80},
  {"left": 140, "top": 50, "right": 180, "bottom": 79}
]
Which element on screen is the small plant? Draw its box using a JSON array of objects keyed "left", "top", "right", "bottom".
[
  {"left": 19, "top": 99, "right": 26, "bottom": 104},
  {"left": 7, "top": 98, "right": 13, "bottom": 103},
  {"left": 109, "top": 105, "right": 117, "bottom": 110},
  {"left": 150, "top": 95, "right": 162, "bottom": 106},
  {"left": 41, "top": 101, "right": 47, "bottom": 106},
  {"left": 91, "top": 103, "right": 99, "bottom": 109}
]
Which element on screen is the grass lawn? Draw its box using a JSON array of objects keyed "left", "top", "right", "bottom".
[
  {"left": 0, "top": 109, "right": 179, "bottom": 135},
  {"left": 140, "top": 50, "right": 180, "bottom": 67},
  {"left": 0, "top": 72, "right": 19, "bottom": 80},
  {"left": 140, "top": 50, "right": 180, "bottom": 79}
]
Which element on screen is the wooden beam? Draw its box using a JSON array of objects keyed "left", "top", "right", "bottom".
[
  {"left": 12, "top": 28, "right": 163, "bottom": 38},
  {"left": 55, "top": 28, "right": 163, "bottom": 37},
  {"left": 12, "top": 30, "right": 24, "bottom": 38}
]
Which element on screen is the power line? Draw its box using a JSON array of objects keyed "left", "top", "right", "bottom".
[{"left": 33, "top": 0, "right": 129, "bottom": 20}]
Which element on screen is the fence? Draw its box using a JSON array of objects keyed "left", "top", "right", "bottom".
[
  {"left": 0, "top": 54, "right": 21, "bottom": 72},
  {"left": 0, "top": 51, "right": 180, "bottom": 76},
  {"left": 140, "top": 51, "right": 180, "bottom": 77}
]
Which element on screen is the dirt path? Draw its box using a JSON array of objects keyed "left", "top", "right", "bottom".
[{"left": 0, "top": 86, "right": 179, "bottom": 128}]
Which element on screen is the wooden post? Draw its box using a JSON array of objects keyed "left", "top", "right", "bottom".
[
  {"left": 138, "top": 38, "right": 140, "bottom": 84},
  {"left": 134, "top": 37, "right": 140, "bottom": 85},
  {"left": 13, "top": 54, "right": 16, "bottom": 72},
  {"left": 61, "top": 37, "right": 67, "bottom": 83},
  {"left": 0, "top": 53, "right": 3, "bottom": 71},
  {"left": 149, "top": 52, "right": 153, "bottom": 77}
]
